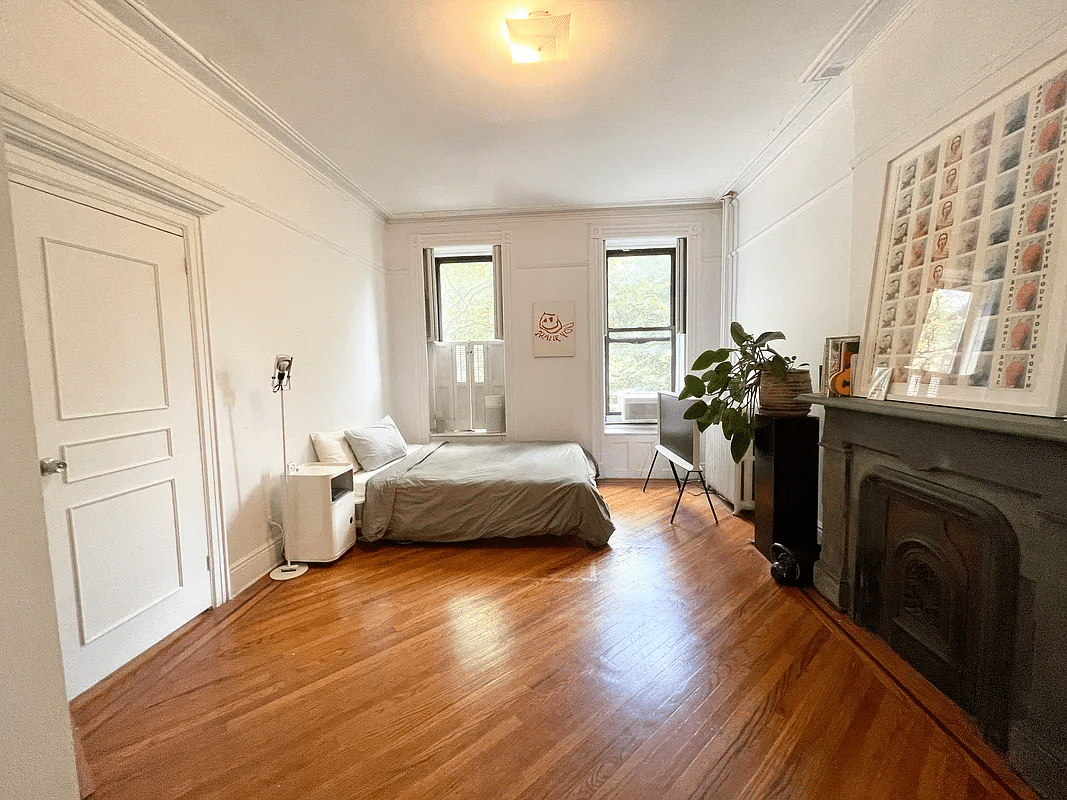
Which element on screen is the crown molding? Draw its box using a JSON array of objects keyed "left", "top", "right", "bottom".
[
  {"left": 722, "top": 0, "right": 916, "bottom": 196},
  {"left": 799, "top": 0, "right": 917, "bottom": 83},
  {"left": 389, "top": 198, "right": 719, "bottom": 226},
  {"left": 76, "top": 0, "right": 390, "bottom": 221},
  {"left": 722, "top": 80, "right": 848, "bottom": 196},
  {"left": 728, "top": 83, "right": 855, "bottom": 197},
  {"left": 2, "top": 83, "right": 385, "bottom": 271},
  {"left": 2, "top": 89, "right": 221, "bottom": 216}
]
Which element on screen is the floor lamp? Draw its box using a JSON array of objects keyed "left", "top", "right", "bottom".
[{"left": 269, "top": 354, "right": 308, "bottom": 580}]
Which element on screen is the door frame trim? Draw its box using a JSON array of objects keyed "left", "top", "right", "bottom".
[{"left": 2, "top": 91, "right": 229, "bottom": 606}]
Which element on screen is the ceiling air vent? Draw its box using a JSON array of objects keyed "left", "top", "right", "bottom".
[
  {"left": 815, "top": 64, "right": 847, "bottom": 80},
  {"left": 798, "top": 0, "right": 912, "bottom": 84}
]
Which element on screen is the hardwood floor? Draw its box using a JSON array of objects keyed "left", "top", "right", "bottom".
[{"left": 71, "top": 480, "right": 1037, "bottom": 799}]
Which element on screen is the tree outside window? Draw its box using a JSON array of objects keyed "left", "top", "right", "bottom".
[
  {"left": 437, "top": 256, "right": 496, "bottom": 342},
  {"left": 605, "top": 249, "right": 677, "bottom": 416}
]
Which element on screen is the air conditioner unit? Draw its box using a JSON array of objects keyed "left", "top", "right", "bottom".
[{"left": 620, "top": 392, "right": 658, "bottom": 423}]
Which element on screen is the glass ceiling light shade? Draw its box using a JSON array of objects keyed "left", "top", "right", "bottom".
[{"left": 505, "top": 11, "right": 571, "bottom": 63}]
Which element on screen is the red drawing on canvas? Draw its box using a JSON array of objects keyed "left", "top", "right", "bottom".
[{"left": 535, "top": 312, "right": 574, "bottom": 342}]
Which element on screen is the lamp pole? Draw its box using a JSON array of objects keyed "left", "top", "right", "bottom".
[{"left": 270, "top": 355, "right": 307, "bottom": 580}]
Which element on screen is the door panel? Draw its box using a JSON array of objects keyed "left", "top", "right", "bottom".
[
  {"left": 10, "top": 183, "right": 212, "bottom": 699},
  {"left": 69, "top": 479, "right": 183, "bottom": 644},
  {"left": 43, "top": 239, "right": 169, "bottom": 417},
  {"left": 62, "top": 428, "right": 172, "bottom": 483}
]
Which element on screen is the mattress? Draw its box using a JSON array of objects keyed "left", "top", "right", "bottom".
[{"left": 360, "top": 441, "right": 614, "bottom": 546}]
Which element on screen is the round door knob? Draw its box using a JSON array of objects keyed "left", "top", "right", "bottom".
[{"left": 40, "top": 458, "right": 68, "bottom": 475}]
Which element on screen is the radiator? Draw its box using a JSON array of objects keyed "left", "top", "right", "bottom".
[{"left": 704, "top": 431, "right": 754, "bottom": 511}]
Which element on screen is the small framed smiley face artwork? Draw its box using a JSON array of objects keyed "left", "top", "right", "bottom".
[{"left": 533, "top": 301, "right": 576, "bottom": 357}]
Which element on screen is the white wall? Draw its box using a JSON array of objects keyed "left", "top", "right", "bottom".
[
  {"left": 0, "top": 0, "right": 390, "bottom": 595},
  {"left": 385, "top": 206, "right": 721, "bottom": 478},
  {"left": 0, "top": 132, "right": 80, "bottom": 798},
  {"left": 712, "top": 85, "right": 854, "bottom": 513},
  {"left": 733, "top": 87, "right": 856, "bottom": 378}
]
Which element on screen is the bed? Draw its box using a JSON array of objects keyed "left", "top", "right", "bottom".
[{"left": 359, "top": 440, "right": 615, "bottom": 546}]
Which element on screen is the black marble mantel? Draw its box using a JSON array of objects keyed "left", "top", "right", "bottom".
[
  {"left": 808, "top": 394, "right": 1067, "bottom": 605},
  {"left": 807, "top": 393, "right": 1067, "bottom": 799}
]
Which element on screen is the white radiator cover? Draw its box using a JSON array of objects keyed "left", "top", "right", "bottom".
[{"left": 704, "top": 431, "right": 754, "bottom": 511}]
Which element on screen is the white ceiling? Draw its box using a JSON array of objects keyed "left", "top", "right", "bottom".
[{"left": 124, "top": 0, "right": 889, "bottom": 218}]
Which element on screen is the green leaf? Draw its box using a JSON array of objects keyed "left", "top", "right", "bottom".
[
  {"left": 728, "top": 380, "right": 749, "bottom": 403},
  {"left": 730, "top": 321, "right": 750, "bottom": 346},
  {"left": 682, "top": 373, "right": 707, "bottom": 398},
  {"left": 753, "top": 330, "right": 785, "bottom": 346},
  {"left": 690, "top": 349, "right": 716, "bottom": 371},
  {"left": 730, "top": 428, "right": 752, "bottom": 463},
  {"left": 763, "top": 354, "right": 790, "bottom": 382},
  {"left": 691, "top": 348, "right": 730, "bottom": 371},
  {"left": 710, "top": 402, "right": 725, "bottom": 424},
  {"left": 706, "top": 370, "right": 729, "bottom": 393},
  {"left": 683, "top": 399, "right": 708, "bottom": 419}
]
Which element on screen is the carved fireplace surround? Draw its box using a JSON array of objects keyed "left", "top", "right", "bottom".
[{"left": 811, "top": 395, "right": 1067, "bottom": 799}]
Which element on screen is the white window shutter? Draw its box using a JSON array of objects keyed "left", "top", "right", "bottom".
[
  {"left": 429, "top": 341, "right": 455, "bottom": 433},
  {"left": 423, "top": 247, "right": 440, "bottom": 342}
]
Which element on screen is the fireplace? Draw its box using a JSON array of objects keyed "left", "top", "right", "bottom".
[
  {"left": 854, "top": 467, "right": 1018, "bottom": 748},
  {"left": 811, "top": 395, "right": 1067, "bottom": 799}
]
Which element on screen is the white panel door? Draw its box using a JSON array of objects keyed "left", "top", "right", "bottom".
[{"left": 10, "top": 183, "right": 212, "bottom": 699}]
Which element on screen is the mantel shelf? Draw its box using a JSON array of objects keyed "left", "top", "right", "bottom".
[{"left": 804, "top": 393, "right": 1067, "bottom": 445}]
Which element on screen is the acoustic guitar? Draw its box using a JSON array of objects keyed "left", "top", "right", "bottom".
[{"left": 829, "top": 348, "right": 855, "bottom": 397}]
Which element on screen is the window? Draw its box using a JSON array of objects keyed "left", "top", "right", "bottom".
[
  {"left": 423, "top": 247, "right": 505, "bottom": 434},
  {"left": 436, "top": 255, "right": 496, "bottom": 341},
  {"left": 604, "top": 242, "right": 686, "bottom": 421}
]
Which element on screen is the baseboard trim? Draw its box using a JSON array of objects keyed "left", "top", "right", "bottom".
[{"left": 228, "top": 536, "right": 283, "bottom": 599}]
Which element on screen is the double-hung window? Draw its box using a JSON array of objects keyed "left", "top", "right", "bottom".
[
  {"left": 423, "top": 246, "right": 505, "bottom": 434},
  {"left": 604, "top": 241, "right": 687, "bottom": 422}
]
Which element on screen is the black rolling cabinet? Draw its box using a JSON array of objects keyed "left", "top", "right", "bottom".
[{"left": 753, "top": 414, "right": 820, "bottom": 584}]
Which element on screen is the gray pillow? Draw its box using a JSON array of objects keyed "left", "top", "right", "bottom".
[{"left": 344, "top": 416, "right": 407, "bottom": 471}]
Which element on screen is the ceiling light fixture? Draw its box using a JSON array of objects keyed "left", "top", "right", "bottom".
[{"left": 505, "top": 10, "right": 571, "bottom": 63}]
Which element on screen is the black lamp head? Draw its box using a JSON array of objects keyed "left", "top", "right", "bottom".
[{"left": 272, "top": 354, "right": 293, "bottom": 390}]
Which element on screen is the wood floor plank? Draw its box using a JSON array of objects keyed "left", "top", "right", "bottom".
[{"left": 71, "top": 479, "right": 1038, "bottom": 800}]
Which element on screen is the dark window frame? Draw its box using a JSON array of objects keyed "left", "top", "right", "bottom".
[
  {"left": 434, "top": 254, "right": 496, "bottom": 343},
  {"left": 604, "top": 246, "right": 679, "bottom": 420}
]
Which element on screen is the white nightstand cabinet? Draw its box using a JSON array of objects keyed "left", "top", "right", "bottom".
[{"left": 284, "top": 463, "right": 356, "bottom": 563}]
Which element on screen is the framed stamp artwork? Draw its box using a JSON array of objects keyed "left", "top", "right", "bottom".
[{"left": 858, "top": 57, "right": 1067, "bottom": 416}]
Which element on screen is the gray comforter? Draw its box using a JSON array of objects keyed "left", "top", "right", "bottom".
[{"left": 361, "top": 441, "right": 614, "bottom": 546}]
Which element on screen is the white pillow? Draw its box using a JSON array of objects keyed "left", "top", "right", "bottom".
[
  {"left": 309, "top": 430, "right": 358, "bottom": 469},
  {"left": 344, "top": 416, "right": 407, "bottom": 471}
]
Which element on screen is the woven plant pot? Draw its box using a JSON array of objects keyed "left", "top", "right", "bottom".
[{"left": 758, "top": 369, "right": 813, "bottom": 417}]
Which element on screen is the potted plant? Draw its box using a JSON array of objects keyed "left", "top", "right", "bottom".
[{"left": 678, "top": 322, "right": 811, "bottom": 463}]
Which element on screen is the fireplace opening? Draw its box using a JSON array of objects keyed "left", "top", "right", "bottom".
[{"left": 855, "top": 467, "right": 1020, "bottom": 748}]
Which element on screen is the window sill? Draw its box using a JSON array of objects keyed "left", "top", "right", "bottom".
[
  {"left": 430, "top": 430, "right": 505, "bottom": 440},
  {"left": 603, "top": 423, "right": 656, "bottom": 435}
]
